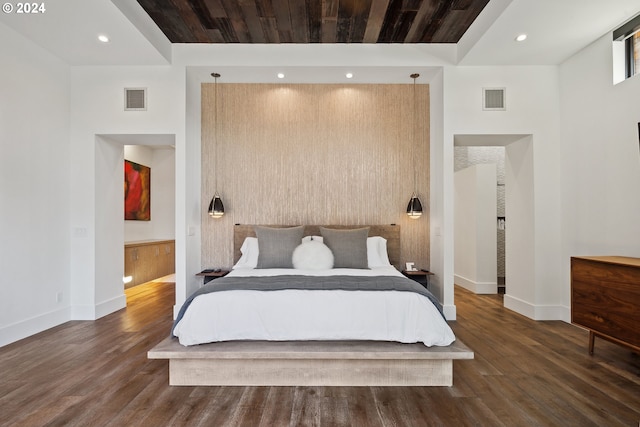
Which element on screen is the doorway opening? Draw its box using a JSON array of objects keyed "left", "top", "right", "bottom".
[
  {"left": 453, "top": 134, "right": 532, "bottom": 298},
  {"left": 454, "top": 145, "right": 505, "bottom": 292},
  {"left": 95, "top": 134, "right": 176, "bottom": 308},
  {"left": 123, "top": 144, "right": 176, "bottom": 292}
]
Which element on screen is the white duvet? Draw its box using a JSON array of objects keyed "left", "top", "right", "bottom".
[{"left": 173, "top": 266, "right": 456, "bottom": 347}]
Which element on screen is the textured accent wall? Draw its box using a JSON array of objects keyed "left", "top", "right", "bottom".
[{"left": 202, "top": 83, "right": 429, "bottom": 269}]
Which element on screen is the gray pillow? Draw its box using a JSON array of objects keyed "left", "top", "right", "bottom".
[
  {"left": 319, "top": 227, "right": 370, "bottom": 269},
  {"left": 255, "top": 226, "right": 304, "bottom": 268}
]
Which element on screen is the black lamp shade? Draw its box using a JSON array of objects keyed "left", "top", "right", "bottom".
[
  {"left": 406, "top": 195, "right": 423, "bottom": 219},
  {"left": 208, "top": 195, "right": 225, "bottom": 218}
]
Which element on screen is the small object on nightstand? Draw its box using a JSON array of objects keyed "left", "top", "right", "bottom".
[{"left": 402, "top": 268, "right": 434, "bottom": 290}]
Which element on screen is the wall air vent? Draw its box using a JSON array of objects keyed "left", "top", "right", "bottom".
[
  {"left": 124, "top": 88, "right": 147, "bottom": 111},
  {"left": 482, "top": 87, "right": 506, "bottom": 111}
]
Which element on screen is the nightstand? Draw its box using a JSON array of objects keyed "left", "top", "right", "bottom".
[
  {"left": 402, "top": 269, "right": 434, "bottom": 290},
  {"left": 196, "top": 269, "right": 229, "bottom": 284}
]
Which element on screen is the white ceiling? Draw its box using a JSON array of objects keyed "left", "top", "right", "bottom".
[
  {"left": 460, "top": 0, "right": 640, "bottom": 65},
  {"left": 0, "top": 0, "right": 169, "bottom": 65},
  {"left": 1, "top": 0, "right": 639, "bottom": 69}
]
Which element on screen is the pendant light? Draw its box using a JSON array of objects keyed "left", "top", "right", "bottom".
[
  {"left": 208, "top": 72, "right": 225, "bottom": 218},
  {"left": 208, "top": 194, "right": 224, "bottom": 218},
  {"left": 407, "top": 73, "right": 423, "bottom": 219}
]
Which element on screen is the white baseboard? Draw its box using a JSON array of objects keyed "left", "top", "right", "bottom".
[
  {"left": 71, "top": 305, "right": 97, "bottom": 320},
  {"left": 1, "top": 294, "right": 127, "bottom": 347},
  {"left": 0, "top": 306, "right": 71, "bottom": 347},
  {"left": 96, "top": 294, "right": 126, "bottom": 319},
  {"left": 503, "top": 294, "right": 569, "bottom": 321},
  {"left": 454, "top": 274, "right": 497, "bottom": 294},
  {"left": 71, "top": 294, "right": 127, "bottom": 320},
  {"left": 442, "top": 304, "right": 456, "bottom": 321},
  {"left": 503, "top": 294, "right": 535, "bottom": 318}
]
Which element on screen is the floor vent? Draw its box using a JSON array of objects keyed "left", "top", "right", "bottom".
[
  {"left": 124, "top": 88, "right": 147, "bottom": 111},
  {"left": 483, "top": 88, "right": 506, "bottom": 111}
]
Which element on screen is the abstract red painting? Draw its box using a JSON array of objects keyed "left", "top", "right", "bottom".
[{"left": 124, "top": 160, "right": 150, "bottom": 220}]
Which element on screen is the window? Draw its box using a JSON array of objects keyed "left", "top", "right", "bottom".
[
  {"left": 623, "top": 30, "right": 640, "bottom": 78},
  {"left": 633, "top": 32, "right": 640, "bottom": 76},
  {"left": 613, "top": 14, "right": 640, "bottom": 84}
]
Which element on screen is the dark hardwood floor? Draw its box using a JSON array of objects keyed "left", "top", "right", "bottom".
[{"left": 1, "top": 281, "right": 639, "bottom": 426}]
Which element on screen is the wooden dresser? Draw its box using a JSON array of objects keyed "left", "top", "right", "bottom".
[
  {"left": 124, "top": 240, "right": 175, "bottom": 288},
  {"left": 571, "top": 256, "right": 640, "bottom": 354}
]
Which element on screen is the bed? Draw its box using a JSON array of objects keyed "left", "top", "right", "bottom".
[{"left": 148, "top": 225, "right": 473, "bottom": 386}]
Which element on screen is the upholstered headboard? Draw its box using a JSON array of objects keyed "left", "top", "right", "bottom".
[{"left": 233, "top": 224, "right": 401, "bottom": 268}]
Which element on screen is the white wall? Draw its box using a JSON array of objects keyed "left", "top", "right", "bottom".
[
  {"left": 69, "top": 66, "right": 185, "bottom": 320},
  {"left": 504, "top": 136, "right": 536, "bottom": 314},
  {"left": 152, "top": 147, "right": 176, "bottom": 240},
  {"left": 559, "top": 34, "right": 640, "bottom": 311},
  {"left": 454, "top": 164, "right": 497, "bottom": 294},
  {"left": 124, "top": 145, "right": 175, "bottom": 242},
  {"left": 0, "top": 23, "right": 71, "bottom": 346},
  {"left": 443, "top": 65, "right": 564, "bottom": 320},
  {"left": 429, "top": 70, "right": 452, "bottom": 317},
  {"left": 94, "top": 136, "right": 126, "bottom": 314},
  {"left": 182, "top": 67, "right": 205, "bottom": 313}
]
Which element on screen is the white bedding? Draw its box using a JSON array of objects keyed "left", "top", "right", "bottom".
[{"left": 173, "top": 267, "right": 456, "bottom": 347}]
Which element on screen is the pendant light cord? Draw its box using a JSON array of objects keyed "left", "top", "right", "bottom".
[
  {"left": 213, "top": 72, "right": 220, "bottom": 196},
  {"left": 411, "top": 73, "right": 419, "bottom": 197}
]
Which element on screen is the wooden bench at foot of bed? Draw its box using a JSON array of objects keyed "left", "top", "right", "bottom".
[{"left": 148, "top": 338, "right": 474, "bottom": 387}]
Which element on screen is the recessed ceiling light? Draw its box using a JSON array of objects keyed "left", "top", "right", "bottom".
[
  {"left": 98, "top": 34, "right": 110, "bottom": 43},
  {"left": 515, "top": 34, "right": 527, "bottom": 42},
  {"left": 277, "top": 73, "right": 285, "bottom": 79},
  {"left": 346, "top": 73, "right": 354, "bottom": 79}
]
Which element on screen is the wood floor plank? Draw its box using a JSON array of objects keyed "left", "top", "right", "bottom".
[
  {"left": 1, "top": 282, "right": 639, "bottom": 426},
  {"left": 256, "top": 386, "right": 296, "bottom": 426},
  {"left": 339, "top": 386, "right": 385, "bottom": 427},
  {"left": 289, "top": 386, "right": 323, "bottom": 426},
  {"left": 318, "top": 386, "right": 351, "bottom": 426}
]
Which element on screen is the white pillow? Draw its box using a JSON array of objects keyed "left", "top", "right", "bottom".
[
  {"left": 232, "top": 237, "right": 259, "bottom": 269},
  {"left": 367, "top": 236, "right": 392, "bottom": 268},
  {"left": 292, "top": 241, "right": 334, "bottom": 270}
]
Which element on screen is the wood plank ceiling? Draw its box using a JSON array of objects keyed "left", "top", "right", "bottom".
[{"left": 136, "top": 0, "right": 490, "bottom": 44}]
